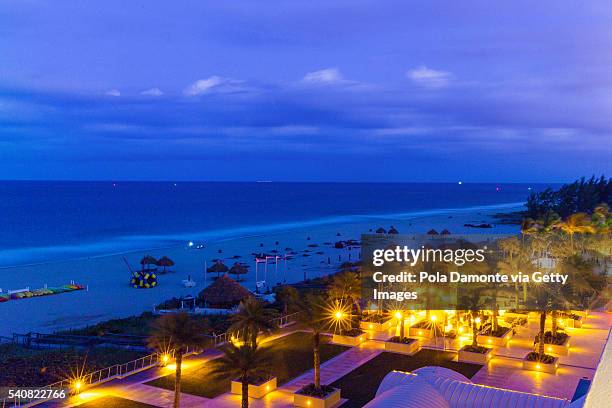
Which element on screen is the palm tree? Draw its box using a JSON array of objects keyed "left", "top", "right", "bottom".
[
  {"left": 520, "top": 218, "right": 541, "bottom": 243},
  {"left": 297, "top": 294, "right": 329, "bottom": 390},
  {"left": 526, "top": 285, "right": 556, "bottom": 361},
  {"left": 554, "top": 213, "right": 595, "bottom": 251},
  {"left": 229, "top": 298, "right": 278, "bottom": 347},
  {"left": 459, "top": 287, "right": 486, "bottom": 348},
  {"left": 213, "top": 343, "right": 272, "bottom": 408},
  {"left": 328, "top": 271, "right": 362, "bottom": 327},
  {"left": 275, "top": 286, "right": 300, "bottom": 315},
  {"left": 592, "top": 203, "right": 611, "bottom": 234},
  {"left": 147, "top": 313, "right": 207, "bottom": 408}
]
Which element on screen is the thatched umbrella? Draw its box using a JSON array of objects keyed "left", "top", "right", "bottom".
[
  {"left": 156, "top": 256, "right": 174, "bottom": 273},
  {"left": 441, "top": 229, "right": 451, "bottom": 235},
  {"left": 140, "top": 255, "right": 158, "bottom": 272},
  {"left": 229, "top": 262, "right": 249, "bottom": 281},
  {"left": 207, "top": 260, "right": 229, "bottom": 278},
  {"left": 198, "top": 274, "right": 252, "bottom": 308},
  {"left": 376, "top": 227, "right": 387, "bottom": 234},
  {"left": 388, "top": 226, "right": 399, "bottom": 234},
  {"left": 427, "top": 229, "right": 439, "bottom": 235}
]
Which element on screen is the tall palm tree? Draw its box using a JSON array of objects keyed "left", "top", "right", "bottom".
[
  {"left": 459, "top": 288, "right": 486, "bottom": 348},
  {"left": 526, "top": 285, "right": 555, "bottom": 361},
  {"left": 328, "top": 271, "right": 362, "bottom": 327},
  {"left": 213, "top": 343, "right": 272, "bottom": 408},
  {"left": 229, "top": 298, "right": 278, "bottom": 347},
  {"left": 297, "top": 294, "right": 329, "bottom": 391},
  {"left": 554, "top": 213, "right": 595, "bottom": 251},
  {"left": 275, "top": 286, "right": 300, "bottom": 315},
  {"left": 147, "top": 313, "right": 207, "bottom": 408}
]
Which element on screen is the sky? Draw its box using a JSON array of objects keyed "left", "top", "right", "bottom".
[{"left": 0, "top": 0, "right": 611, "bottom": 182}]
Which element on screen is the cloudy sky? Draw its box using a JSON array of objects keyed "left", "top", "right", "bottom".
[{"left": 1, "top": 0, "right": 611, "bottom": 182}]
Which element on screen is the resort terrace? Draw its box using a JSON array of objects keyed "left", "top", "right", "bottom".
[{"left": 27, "top": 310, "right": 612, "bottom": 408}]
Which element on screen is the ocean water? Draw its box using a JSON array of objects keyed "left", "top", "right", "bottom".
[{"left": 0, "top": 181, "right": 553, "bottom": 266}]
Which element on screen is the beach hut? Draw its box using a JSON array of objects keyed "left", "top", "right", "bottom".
[
  {"left": 229, "top": 262, "right": 249, "bottom": 282},
  {"left": 376, "top": 227, "right": 387, "bottom": 234},
  {"left": 156, "top": 256, "right": 174, "bottom": 273},
  {"left": 140, "top": 255, "right": 158, "bottom": 272},
  {"left": 427, "top": 229, "right": 439, "bottom": 235},
  {"left": 388, "top": 226, "right": 399, "bottom": 234},
  {"left": 207, "top": 260, "right": 229, "bottom": 278},
  {"left": 198, "top": 274, "right": 253, "bottom": 308},
  {"left": 441, "top": 229, "right": 451, "bottom": 235}
]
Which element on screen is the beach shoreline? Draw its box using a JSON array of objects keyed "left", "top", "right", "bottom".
[{"left": 0, "top": 202, "right": 523, "bottom": 336}]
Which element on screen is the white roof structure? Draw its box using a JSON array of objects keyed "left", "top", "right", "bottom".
[
  {"left": 365, "top": 368, "right": 569, "bottom": 408},
  {"left": 584, "top": 330, "right": 612, "bottom": 407}
]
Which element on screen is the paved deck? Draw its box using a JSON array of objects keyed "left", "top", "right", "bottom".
[{"left": 35, "top": 312, "right": 611, "bottom": 407}]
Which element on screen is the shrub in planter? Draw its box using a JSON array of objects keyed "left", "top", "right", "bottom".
[
  {"left": 458, "top": 344, "right": 494, "bottom": 364},
  {"left": 332, "top": 329, "right": 366, "bottom": 346},
  {"left": 522, "top": 352, "right": 558, "bottom": 374},
  {"left": 294, "top": 384, "right": 341, "bottom": 408},
  {"left": 409, "top": 320, "right": 441, "bottom": 338},
  {"left": 535, "top": 331, "right": 571, "bottom": 355},
  {"left": 230, "top": 375, "right": 277, "bottom": 398},
  {"left": 384, "top": 337, "right": 420, "bottom": 355},
  {"left": 477, "top": 326, "right": 513, "bottom": 346}
]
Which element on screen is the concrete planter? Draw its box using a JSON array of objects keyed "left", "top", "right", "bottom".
[
  {"left": 384, "top": 339, "right": 420, "bottom": 355},
  {"left": 545, "top": 336, "right": 571, "bottom": 356},
  {"left": 458, "top": 346, "right": 494, "bottom": 364},
  {"left": 332, "top": 332, "right": 366, "bottom": 347},
  {"left": 559, "top": 316, "right": 583, "bottom": 329},
  {"left": 294, "top": 388, "right": 341, "bottom": 408},
  {"left": 231, "top": 377, "right": 277, "bottom": 399},
  {"left": 360, "top": 318, "right": 394, "bottom": 332},
  {"left": 477, "top": 328, "right": 513, "bottom": 347},
  {"left": 503, "top": 312, "right": 530, "bottom": 321},
  {"left": 409, "top": 326, "right": 434, "bottom": 338},
  {"left": 522, "top": 356, "right": 559, "bottom": 374}
]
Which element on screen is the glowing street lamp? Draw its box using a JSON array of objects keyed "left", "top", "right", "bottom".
[{"left": 73, "top": 380, "right": 83, "bottom": 394}]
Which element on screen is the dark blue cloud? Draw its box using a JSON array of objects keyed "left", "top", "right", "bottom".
[{"left": 0, "top": 1, "right": 611, "bottom": 181}]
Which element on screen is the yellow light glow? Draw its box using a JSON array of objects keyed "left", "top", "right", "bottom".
[
  {"left": 475, "top": 317, "right": 481, "bottom": 324},
  {"left": 395, "top": 311, "right": 403, "bottom": 319},
  {"left": 445, "top": 324, "right": 452, "bottom": 332},
  {"left": 78, "top": 392, "right": 98, "bottom": 401},
  {"left": 335, "top": 311, "right": 344, "bottom": 320},
  {"left": 409, "top": 315, "right": 416, "bottom": 323},
  {"left": 430, "top": 315, "right": 437, "bottom": 322},
  {"left": 307, "top": 400, "right": 311, "bottom": 406},
  {"left": 418, "top": 330, "right": 423, "bottom": 335},
  {"left": 487, "top": 339, "right": 492, "bottom": 344},
  {"left": 162, "top": 354, "right": 169, "bottom": 364},
  {"left": 499, "top": 310, "right": 506, "bottom": 316},
  {"left": 547, "top": 346, "right": 552, "bottom": 352},
  {"left": 369, "top": 324, "right": 373, "bottom": 329},
  {"left": 266, "top": 385, "right": 270, "bottom": 391},
  {"left": 74, "top": 381, "right": 82, "bottom": 393},
  {"left": 536, "top": 364, "right": 541, "bottom": 370},
  {"left": 458, "top": 327, "right": 464, "bottom": 333}
]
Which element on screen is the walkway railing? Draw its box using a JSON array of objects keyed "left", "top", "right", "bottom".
[{"left": 7, "top": 312, "right": 300, "bottom": 407}]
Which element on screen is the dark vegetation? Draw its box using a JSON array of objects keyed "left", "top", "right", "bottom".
[
  {"left": 526, "top": 176, "right": 611, "bottom": 219},
  {"left": 0, "top": 345, "right": 146, "bottom": 386}
]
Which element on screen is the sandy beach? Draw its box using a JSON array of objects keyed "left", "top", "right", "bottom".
[{"left": 0, "top": 203, "right": 522, "bottom": 336}]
